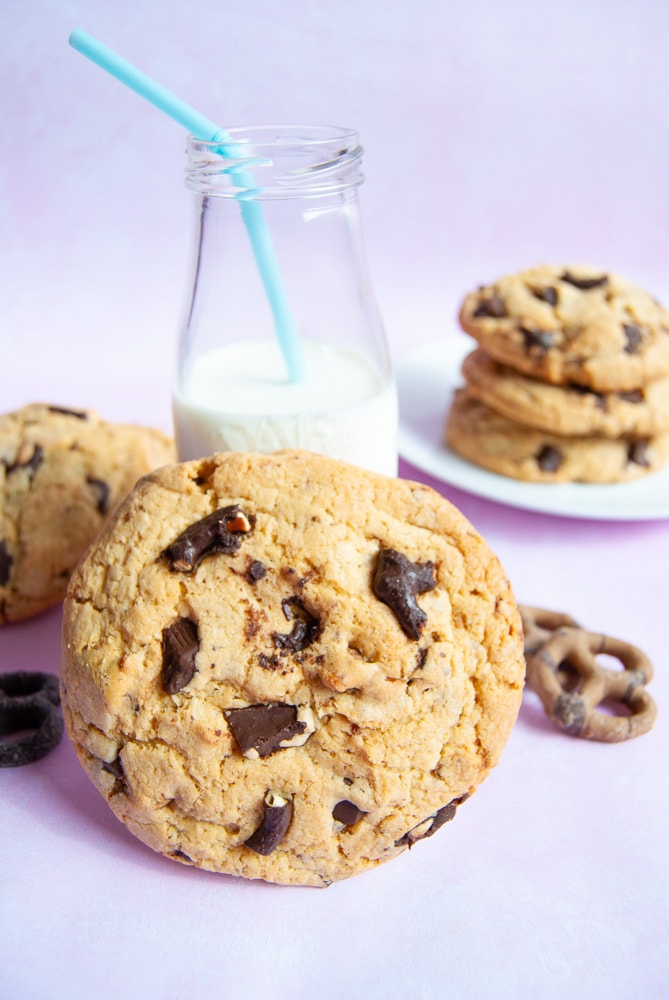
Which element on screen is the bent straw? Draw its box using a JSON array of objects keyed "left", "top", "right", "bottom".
[{"left": 68, "top": 28, "right": 304, "bottom": 381}]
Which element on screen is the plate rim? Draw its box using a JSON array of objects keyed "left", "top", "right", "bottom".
[{"left": 396, "top": 337, "right": 669, "bottom": 522}]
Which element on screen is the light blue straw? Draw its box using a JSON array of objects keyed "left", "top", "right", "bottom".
[{"left": 68, "top": 29, "right": 304, "bottom": 382}]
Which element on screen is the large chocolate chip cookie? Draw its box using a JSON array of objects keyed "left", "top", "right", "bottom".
[{"left": 61, "top": 450, "right": 524, "bottom": 886}]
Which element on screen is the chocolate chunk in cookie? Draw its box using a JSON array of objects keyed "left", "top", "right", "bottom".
[
  {"left": 472, "top": 293, "right": 507, "bottom": 318},
  {"left": 531, "top": 286, "right": 558, "bottom": 306},
  {"left": 48, "top": 406, "right": 88, "bottom": 419},
  {"left": 395, "top": 798, "right": 464, "bottom": 848},
  {"left": 161, "top": 618, "right": 200, "bottom": 694},
  {"left": 536, "top": 445, "right": 563, "bottom": 473},
  {"left": 244, "top": 790, "right": 293, "bottom": 855},
  {"left": 627, "top": 440, "right": 650, "bottom": 467},
  {"left": 372, "top": 548, "right": 436, "bottom": 640},
  {"left": 3, "top": 443, "right": 44, "bottom": 476},
  {"left": 559, "top": 270, "right": 608, "bottom": 290},
  {"left": 246, "top": 559, "right": 267, "bottom": 584},
  {"left": 86, "top": 476, "right": 111, "bottom": 515},
  {"left": 161, "top": 505, "right": 253, "bottom": 572},
  {"left": 0, "top": 543, "right": 12, "bottom": 586},
  {"left": 623, "top": 323, "right": 643, "bottom": 354},
  {"left": 225, "top": 703, "right": 310, "bottom": 758},
  {"left": 273, "top": 597, "right": 320, "bottom": 652},
  {"left": 333, "top": 800, "right": 367, "bottom": 826},
  {"left": 521, "top": 328, "right": 557, "bottom": 356}
]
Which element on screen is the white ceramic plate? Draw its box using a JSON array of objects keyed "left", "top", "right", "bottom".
[{"left": 397, "top": 336, "right": 669, "bottom": 521}]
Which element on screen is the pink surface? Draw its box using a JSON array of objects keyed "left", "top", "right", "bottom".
[
  {"left": 2, "top": 2, "right": 669, "bottom": 998},
  {"left": 2, "top": 462, "right": 668, "bottom": 1000}
]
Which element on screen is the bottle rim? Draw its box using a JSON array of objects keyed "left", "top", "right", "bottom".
[{"left": 185, "top": 124, "right": 364, "bottom": 198}]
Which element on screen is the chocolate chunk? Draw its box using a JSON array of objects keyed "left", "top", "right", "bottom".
[
  {"left": 225, "top": 703, "right": 307, "bottom": 757},
  {"left": 48, "top": 406, "right": 88, "bottom": 419},
  {"left": 161, "top": 617, "right": 199, "bottom": 694},
  {"left": 273, "top": 597, "right": 320, "bottom": 652},
  {"left": 627, "top": 440, "right": 650, "bottom": 467},
  {"left": 567, "top": 382, "right": 593, "bottom": 396},
  {"left": 244, "top": 607, "right": 262, "bottom": 640},
  {"left": 333, "top": 800, "right": 367, "bottom": 826},
  {"left": 87, "top": 476, "right": 110, "bottom": 515},
  {"left": 244, "top": 790, "right": 293, "bottom": 855},
  {"left": 172, "top": 849, "right": 193, "bottom": 863},
  {"left": 247, "top": 559, "right": 266, "bottom": 584},
  {"left": 560, "top": 271, "right": 609, "bottom": 290},
  {"left": 521, "top": 327, "right": 556, "bottom": 355},
  {"left": 0, "top": 542, "right": 12, "bottom": 586},
  {"left": 394, "top": 798, "right": 465, "bottom": 848},
  {"left": 623, "top": 323, "right": 643, "bottom": 354},
  {"left": 161, "top": 505, "right": 253, "bottom": 572},
  {"left": 431, "top": 801, "right": 459, "bottom": 830},
  {"left": 536, "top": 445, "right": 563, "bottom": 472},
  {"left": 0, "top": 671, "right": 64, "bottom": 767},
  {"left": 472, "top": 293, "right": 507, "bottom": 318},
  {"left": 258, "top": 653, "right": 281, "bottom": 671},
  {"left": 567, "top": 383, "right": 606, "bottom": 408},
  {"left": 102, "top": 756, "right": 125, "bottom": 780},
  {"left": 618, "top": 389, "right": 644, "bottom": 404},
  {"left": 24, "top": 444, "right": 44, "bottom": 474},
  {"left": 372, "top": 548, "right": 436, "bottom": 640},
  {"left": 3, "top": 443, "right": 44, "bottom": 476},
  {"left": 531, "top": 286, "right": 558, "bottom": 307},
  {"left": 415, "top": 647, "right": 428, "bottom": 670}
]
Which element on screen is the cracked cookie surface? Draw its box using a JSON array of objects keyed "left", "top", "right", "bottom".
[
  {"left": 0, "top": 404, "right": 175, "bottom": 623},
  {"left": 459, "top": 265, "right": 669, "bottom": 391},
  {"left": 60, "top": 450, "right": 524, "bottom": 886}
]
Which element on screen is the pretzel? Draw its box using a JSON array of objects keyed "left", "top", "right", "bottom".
[
  {"left": 0, "top": 671, "right": 64, "bottom": 766},
  {"left": 519, "top": 607, "right": 657, "bottom": 742},
  {"left": 519, "top": 605, "right": 580, "bottom": 655}
]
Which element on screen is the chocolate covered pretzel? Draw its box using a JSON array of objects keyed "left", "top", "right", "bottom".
[
  {"left": 519, "top": 606, "right": 657, "bottom": 742},
  {"left": 0, "top": 671, "right": 64, "bottom": 766}
]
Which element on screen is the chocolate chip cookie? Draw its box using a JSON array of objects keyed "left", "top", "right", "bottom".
[
  {"left": 461, "top": 348, "right": 669, "bottom": 438},
  {"left": 0, "top": 404, "right": 175, "bottom": 623},
  {"left": 61, "top": 450, "right": 524, "bottom": 886},
  {"left": 445, "top": 388, "right": 669, "bottom": 483},
  {"left": 459, "top": 265, "right": 669, "bottom": 391}
]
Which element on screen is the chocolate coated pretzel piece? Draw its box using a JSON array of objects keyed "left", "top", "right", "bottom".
[
  {"left": 524, "top": 624, "right": 657, "bottom": 742},
  {"left": 0, "top": 671, "right": 64, "bottom": 766},
  {"left": 519, "top": 604, "right": 580, "bottom": 655}
]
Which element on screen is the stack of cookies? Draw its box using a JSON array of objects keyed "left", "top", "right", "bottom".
[{"left": 445, "top": 265, "right": 669, "bottom": 482}]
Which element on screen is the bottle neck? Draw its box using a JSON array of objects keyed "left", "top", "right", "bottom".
[{"left": 184, "top": 124, "right": 364, "bottom": 200}]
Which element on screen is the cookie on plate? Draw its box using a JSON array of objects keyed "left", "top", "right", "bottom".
[
  {"left": 0, "top": 404, "right": 175, "bottom": 624},
  {"left": 459, "top": 265, "right": 669, "bottom": 392},
  {"left": 445, "top": 388, "right": 669, "bottom": 483},
  {"left": 60, "top": 450, "right": 524, "bottom": 887},
  {"left": 461, "top": 348, "right": 669, "bottom": 438}
]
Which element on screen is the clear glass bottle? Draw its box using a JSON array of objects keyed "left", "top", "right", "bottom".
[{"left": 173, "top": 124, "right": 398, "bottom": 476}]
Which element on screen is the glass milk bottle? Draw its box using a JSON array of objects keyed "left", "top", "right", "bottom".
[{"left": 173, "top": 125, "right": 398, "bottom": 476}]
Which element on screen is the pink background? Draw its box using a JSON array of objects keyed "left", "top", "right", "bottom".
[{"left": 1, "top": 2, "right": 668, "bottom": 998}]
